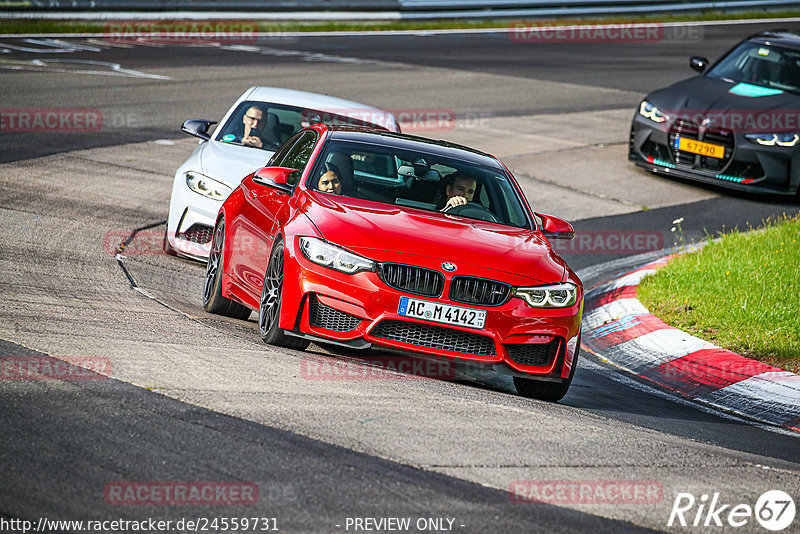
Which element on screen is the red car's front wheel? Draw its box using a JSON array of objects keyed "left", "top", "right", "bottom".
[{"left": 258, "top": 240, "right": 310, "bottom": 351}]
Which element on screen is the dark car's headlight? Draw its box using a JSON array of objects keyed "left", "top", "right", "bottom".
[
  {"left": 513, "top": 283, "right": 578, "bottom": 308},
  {"left": 185, "top": 172, "right": 233, "bottom": 201},
  {"left": 639, "top": 100, "right": 668, "bottom": 123},
  {"left": 744, "top": 133, "right": 800, "bottom": 147},
  {"left": 299, "top": 237, "right": 374, "bottom": 274}
]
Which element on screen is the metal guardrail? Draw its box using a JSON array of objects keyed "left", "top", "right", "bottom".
[{"left": 3, "top": 0, "right": 799, "bottom": 18}]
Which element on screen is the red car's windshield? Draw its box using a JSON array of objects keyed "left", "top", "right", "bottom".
[{"left": 307, "top": 140, "right": 532, "bottom": 229}]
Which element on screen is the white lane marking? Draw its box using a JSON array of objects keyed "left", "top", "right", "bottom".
[
  {"left": 25, "top": 38, "right": 102, "bottom": 52},
  {"left": 85, "top": 38, "right": 133, "bottom": 49},
  {"left": 0, "top": 58, "right": 170, "bottom": 79},
  {"left": 0, "top": 37, "right": 101, "bottom": 53},
  {"left": 220, "top": 44, "right": 367, "bottom": 64}
]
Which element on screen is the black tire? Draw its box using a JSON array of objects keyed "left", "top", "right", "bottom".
[
  {"left": 203, "top": 219, "right": 252, "bottom": 320},
  {"left": 513, "top": 341, "right": 580, "bottom": 402},
  {"left": 162, "top": 225, "right": 177, "bottom": 256},
  {"left": 258, "top": 240, "right": 311, "bottom": 350}
]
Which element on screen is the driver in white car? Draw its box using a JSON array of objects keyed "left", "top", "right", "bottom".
[{"left": 238, "top": 105, "right": 265, "bottom": 148}]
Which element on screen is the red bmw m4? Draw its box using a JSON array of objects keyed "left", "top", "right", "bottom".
[{"left": 204, "top": 124, "right": 583, "bottom": 401}]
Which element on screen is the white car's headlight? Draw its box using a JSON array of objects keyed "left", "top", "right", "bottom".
[
  {"left": 185, "top": 172, "right": 233, "bottom": 201},
  {"left": 513, "top": 283, "right": 578, "bottom": 308},
  {"left": 299, "top": 237, "right": 374, "bottom": 274},
  {"left": 744, "top": 133, "right": 800, "bottom": 147},
  {"left": 639, "top": 100, "right": 668, "bottom": 123}
]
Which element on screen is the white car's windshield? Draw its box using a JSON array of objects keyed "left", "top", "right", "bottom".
[{"left": 217, "top": 101, "right": 390, "bottom": 151}]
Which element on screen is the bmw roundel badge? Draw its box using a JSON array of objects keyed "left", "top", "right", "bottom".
[{"left": 442, "top": 262, "right": 457, "bottom": 272}]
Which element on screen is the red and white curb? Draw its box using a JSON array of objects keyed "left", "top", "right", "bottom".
[{"left": 581, "top": 256, "right": 800, "bottom": 433}]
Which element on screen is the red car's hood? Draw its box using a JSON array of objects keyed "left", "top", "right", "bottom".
[{"left": 301, "top": 193, "right": 566, "bottom": 285}]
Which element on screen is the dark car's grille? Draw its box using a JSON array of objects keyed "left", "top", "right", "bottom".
[
  {"left": 308, "top": 295, "right": 362, "bottom": 332},
  {"left": 505, "top": 338, "right": 561, "bottom": 367},
  {"left": 449, "top": 276, "right": 511, "bottom": 306},
  {"left": 371, "top": 319, "right": 496, "bottom": 356},
  {"left": 702, "top": 129, "right": 734, "bottom": 170},
  {"left": 178, "top": 223, "right": 213, "bottom": 244},
  {"left": 668, "top": 118, "right": 734, "bottom": 170},
  {"left": 379, "top": 263, "right": 444, "bottom": 297},
  {"left": 669, "top": 118, "right": 700, "bottom": 166}
]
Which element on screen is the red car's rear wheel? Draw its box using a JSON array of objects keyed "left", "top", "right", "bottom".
[{"left": 203, "top": 218, "right": 251, "bottom": 320}]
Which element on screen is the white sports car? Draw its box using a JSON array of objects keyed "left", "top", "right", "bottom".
[{"left": 165, "top": 86, "right": 400, "bottom": 260}]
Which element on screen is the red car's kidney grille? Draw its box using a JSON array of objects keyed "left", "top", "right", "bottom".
[
  {"left": 379, "top": 263, "right": 444, "bottom": 297},
  {"left": 308, "top": 295, "right": 362, "bottom": 332},
  {"left": 505, "top": 338, "right": 560, "bottom": 367},
  {"left": 449, "top": 276, "right": 511, "bottom": 306},
  {"left": 370, "top": 319, "right": 496, "bottom": 356}
]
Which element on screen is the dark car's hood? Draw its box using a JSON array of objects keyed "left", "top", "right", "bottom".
[
  {"left": 647, "top": 76, "right": 800, "bottom": 126},
  {"left": 301, "top": 193, "right": 566, "bottom": 285}
]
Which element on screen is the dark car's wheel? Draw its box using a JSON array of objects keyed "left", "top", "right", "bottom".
[
  {"left": 203, "top": 219, "right": 251, "bottom": 320},
  {"left": 259, "top": 240, "right": 311, "bottom": 350},
  {"left": 513, "top": 341, "right": 580, "bottom": 402}
]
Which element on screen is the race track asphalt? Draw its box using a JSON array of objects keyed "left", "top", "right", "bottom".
[{"left": 1, "top": 20, "right": 799, "bottom": 532}]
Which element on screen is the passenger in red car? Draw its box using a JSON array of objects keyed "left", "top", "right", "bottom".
[
  {"left": 316, "top": 163, "right": 342, "bottom": 195},
  {"left": 441, "top": 174, "right": 476, "bottom": 210}
]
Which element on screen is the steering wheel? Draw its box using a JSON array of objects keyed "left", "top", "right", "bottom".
[{"left": 443, "top": 202, "right": 500, "bottom": 223}]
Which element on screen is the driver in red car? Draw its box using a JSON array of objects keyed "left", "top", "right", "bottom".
[{"left": 441, "top": 173, "right": 477, "bottom": 211}]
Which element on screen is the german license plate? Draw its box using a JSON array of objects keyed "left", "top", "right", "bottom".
[
  {"left": 673, "top": 136, "right": 725, "bottom": 158},
  {"left": 397, "top": 297, "right": 486, "bottom": 329}
]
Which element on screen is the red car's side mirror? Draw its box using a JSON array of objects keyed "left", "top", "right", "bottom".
[
  {"left": 253, "top": 167, "right": 299, "bottom": 194},
  {"left": 535, "top": 212, "right": 575, "bottom": 240}
]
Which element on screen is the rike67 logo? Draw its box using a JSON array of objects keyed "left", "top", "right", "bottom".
[{"left": 668, "top": 490, "right": 795, "bottom": 531}]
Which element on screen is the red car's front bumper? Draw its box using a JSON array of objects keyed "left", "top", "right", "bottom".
[{"left": 280, "top": 237, "right": 583, "bottom": 380}]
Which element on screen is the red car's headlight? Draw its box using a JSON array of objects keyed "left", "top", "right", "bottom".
[
  {"left": 299, "top": 237, "right": 375, "bottom": 274},
  {"left": 513, "top": 283, "right": 578, "bottom": 308}
]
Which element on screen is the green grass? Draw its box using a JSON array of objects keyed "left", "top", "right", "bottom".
[
  {"left": 2, "top": 10, "right": 800, "bottom": 35},
  {"left": 638, "top": 214, "right": 800, "bottom": 373}
]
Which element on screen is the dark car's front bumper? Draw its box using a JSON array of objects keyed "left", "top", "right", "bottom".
[{"left": 628, "top": 113, "right": 800, "bottom": 196}]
